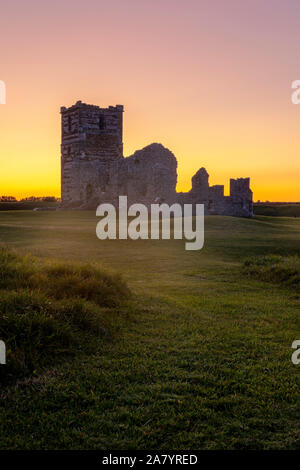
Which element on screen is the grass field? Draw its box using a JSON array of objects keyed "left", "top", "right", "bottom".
[
  {"left": 254, "top": 204, "right": 300, "bottom": 217},
  {"left": 0, "top": 210, "right": 299, "bottom": 450}
]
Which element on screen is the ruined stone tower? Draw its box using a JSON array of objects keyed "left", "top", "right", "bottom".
[
  {"left": 60, "top": 101, "right": 253, "bottom": 217},
  {"left": 61, "top": 101, "right": 123, "bottom": 205}
]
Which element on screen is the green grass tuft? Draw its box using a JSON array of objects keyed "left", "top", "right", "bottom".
[
  {"left": 0, "top": 246, "right": 131, "bottom": 381},
  {"left": 243, "top": 255, "right": 300, "bottom": 288}
]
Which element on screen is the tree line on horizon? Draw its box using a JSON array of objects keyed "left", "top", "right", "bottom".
[{"left": 0, "top": 196, "right": 60, "bottom": 203}]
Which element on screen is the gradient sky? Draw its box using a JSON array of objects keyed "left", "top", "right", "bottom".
[{"left": 0, "top": 0, "right": 300, "bottom": 201}]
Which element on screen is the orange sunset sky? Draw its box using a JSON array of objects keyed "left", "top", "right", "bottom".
[{"left": 0, "top": 0, "right": 300, "bottom": 201}]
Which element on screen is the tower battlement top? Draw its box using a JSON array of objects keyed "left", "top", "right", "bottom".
[{"left": 60, "top": 101, "right": 124, "bottom": 113}]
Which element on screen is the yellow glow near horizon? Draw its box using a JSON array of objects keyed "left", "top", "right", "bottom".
[{"left": 0, "top": 1, "right": 299, "bottom": 202}]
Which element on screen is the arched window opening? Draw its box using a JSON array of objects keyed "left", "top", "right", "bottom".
[
  {"left": 99, "top": 114, "right": 106, "bottom": 130},
  {"left": 86, "top": 184, "right": 93, "bottom": 201},
  {"left": 68, "top": 115, "right": 72, "bottom": 133}
]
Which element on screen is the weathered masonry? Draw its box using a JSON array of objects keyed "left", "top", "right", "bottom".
[
  {"left": 61, "top": 101, "right": 253, "bottom": 217},
  {"left": 61, "top": 101, "right": 123, "bottom": 204}
]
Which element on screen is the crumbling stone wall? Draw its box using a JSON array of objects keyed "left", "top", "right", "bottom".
[
  {"left": 114, "top": 143, "right": 177, "bottom": 206},
  {"left": 61, "top": 101, "right": 123, "bottom": 206},
  {"left": 177, "top": 169, "right": 253, "bottom": 217},
  {"left": 61, "top": 101, "right": 253, "bottom": 217}
]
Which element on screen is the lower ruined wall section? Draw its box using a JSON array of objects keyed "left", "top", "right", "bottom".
[
  {"left": 176, "top": 194, "right": 253, "bottom": 217},
  {"left": 206, "top": 196, "right": 253, "bottom": 217},
  {"left": 62, "top": 142, "right": 253, "bottom": 217},
  {"left": 177, "top": 168, "right": 253, "bottom": 217},
  {"left": 61, "top": 158, "right": 110, "bottom": 207},
  {"left": 62, "top": 143, "right": 178, "bottom": 209}
]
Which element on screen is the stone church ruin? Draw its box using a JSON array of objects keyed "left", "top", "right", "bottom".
[{"left": 61, "top": 101, "right": 253, "bottom": 217}]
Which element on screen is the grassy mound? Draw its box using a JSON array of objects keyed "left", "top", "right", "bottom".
[
  {"left": 0, "top": 247, "right": 131, "bottom": 381},
  {"left": 254, "top": 204, "right": 300, "bottom": 217},
  {"left": 243, "top": 254, "right": 300, "bottom": 288}
]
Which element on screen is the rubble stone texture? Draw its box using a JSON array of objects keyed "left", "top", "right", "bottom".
[{"left": 61, "top": 102, "right": 253, "bottom": 217}]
